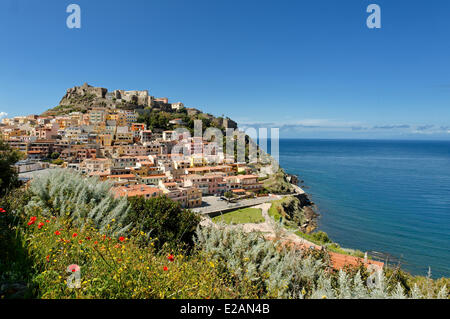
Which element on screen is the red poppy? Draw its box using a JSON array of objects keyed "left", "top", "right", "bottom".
[
  {"left": 163, "top": 266, "right": 168, "bottom": 271},
  {"left": 27, "top": 216, "right": 37, "bottom": 226},
  {"left": 118, "top": 236, "right": 125, "bottom": 242},
  {"left": 72, "top": 233, "right": 78, "bottom": 238},
  {"left": 68, "top": 264, "right": 80, "bottom": 273},
  {"left": 54, "top": 230, "right": 61, "bottom": 236},
  {"left": 167, "top": 254, "right": 175, "bottom": 262},
  {"left": 0, "top": 208, "right": 6, "bottom": 213},
  {"left": 46, "top": 255, "right": 50, "bottom": 262},
  {"left": 85, "top": 236, "right": 91, "bottom": 241},
  {"left": 37, "top": 222, "right": 45, "bottom": 229},
  {"left": 45, "top": 220, "right": 50, "bottom": 223},
  {"left": 94, "top": 241, "right": 98, "bottom": 245}
]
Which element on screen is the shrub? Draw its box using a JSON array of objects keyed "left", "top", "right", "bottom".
[
  {"left": 17, "top": 216, "right": 246, "bottom": 299},
  {"left": 126, "top": 196, "right": 200, "bottom": 250},
  {"left": 24, "top": 169, "right": 132, "bottom": 237},
  {"left": 0, "top": 138, "right": 23, "bottom": 196}
]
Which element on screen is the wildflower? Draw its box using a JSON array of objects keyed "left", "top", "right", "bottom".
[
  {"left": 54, "top": 230, "right": 61, "bottom": 235},
  {"left": 27, "top": 216, "right": 37, "bottom": 226},
  {"left": 163, "top": 266, "right": 168, "bottom": 271},
  {"left": 38, "top": 222, "right": 45, "bottom": 229},
  {"left": 119, "top": 236, "right": 125, "bottom": 242},
  {"left": 85, "top": 236, "right": 91, "bottom": 240},
  {"left": 94, "top": 241, "right": 98, "bottom": 245},
  {"left": 321, "top": 295, "right": 327, "bottom": 299},
  {"left": 0, "top": 207, "right": 6, "bottom": 213},
  {"left": 167, "top": 254, "right": 174, "bottom": 262},
  {"left": 46, "top": 255, "right": 50, "bottom": 262},
  {"left": 72, "top": 233, "right": 78, "bottom": 238},
  {"left": 45, "top": 220, "right": 50, "bottom": 223}
]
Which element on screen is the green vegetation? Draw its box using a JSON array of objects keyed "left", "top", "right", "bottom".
[
  {"left": 263, "top": 168, "right": 295, "bottom": 194},
  {"left": 212, "top": 208, "right": 264, "bottom": 225},
  {"left": 294, "top": 230, "right": 364, "bottom": 257},
  {"left": 126, "top": 196, "right": 200, "bottom": 250},
  {"left": 268, "top": 197, "right": 364, "bottom": 258},
  {"left": 0, "top": 169, "right": 448, "bottom": 299},
  {"left": 51, "top": 159, "right": 64, "bottom": 165},
  {"left": 268, "top": 196, "right": 306, "bottom": 228},
  {"left": 223, "top": 191, "right": 234, "bottom": 199},
  {"left": 0, "top": 138, "right": 23, "bottom": 196}
]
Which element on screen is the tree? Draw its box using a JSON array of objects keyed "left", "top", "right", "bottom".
[
  {"left": 0, "top": 139, "right": 22, "bottom": 196},
  {"left": 126, "top": 196, "right": 200, "bottom": 250},
  {"left": 50, "top": 152, "right": 60, "bottom": 159},
  {"left": 224, "top": 191, "right": 234, "bottom": 199}
]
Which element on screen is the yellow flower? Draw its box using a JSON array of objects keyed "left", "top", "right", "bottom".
[
  {"left": 322, "top": 295, "right": 327, "bottom": 299},
  {"left": 209, "top": 262, "right": 215, "bottom": 268}
]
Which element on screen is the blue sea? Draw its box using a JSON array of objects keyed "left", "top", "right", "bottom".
[{"left": 277, "top": 139, "right": 450, "bottom": 278}]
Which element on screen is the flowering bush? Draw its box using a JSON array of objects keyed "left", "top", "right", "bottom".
[{"left": 20, "top": 215, "right": 254, "bottom": 299}]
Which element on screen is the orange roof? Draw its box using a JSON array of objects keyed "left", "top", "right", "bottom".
[
  {"left": 237, "top": 174, "right": 258, "bottom": 179},
  {"left": 264, "top": 235, "right": 384, "bottom": 271},
  {"left": 139, "top": 161, "right": 153, "bottom": 166},
  {"left": 328, "top": 252, "right": 384, "bottom": 271},
  {"left": 112, "top": 185, "right": 162, "bottom": 198},
  {"left": 140, "top": 174, "right": 167, "bottom": 179}
]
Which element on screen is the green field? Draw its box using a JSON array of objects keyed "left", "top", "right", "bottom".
[{"left": 212, "top": 208, "right": 264, "bottom": 224}]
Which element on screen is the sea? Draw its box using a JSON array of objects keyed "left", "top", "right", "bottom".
[{"left": 276, "top": 139, "right": 450, "bottom": 278}]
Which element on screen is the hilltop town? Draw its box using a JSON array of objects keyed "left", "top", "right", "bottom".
[
  {"left": 0, "top": 83, "right": 294, "bottom": 211},
  {"left": 2, "top": 84, "right": 447, "bottom": 300}
]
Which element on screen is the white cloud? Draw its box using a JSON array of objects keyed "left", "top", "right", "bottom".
[{"left": 0, "top": 112, "right": 7, "bottom": 119}]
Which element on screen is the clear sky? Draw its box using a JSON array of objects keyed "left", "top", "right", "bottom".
[{"left": 1, "top": 0, "right": 449, "bottom": 139}]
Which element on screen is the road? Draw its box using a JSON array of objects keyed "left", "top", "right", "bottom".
[
  {"left": 192, "top": 194, "right": 283, "bottom": 215},
  {"left": 200, "top": 202, "right": 320, "bottom": 249}
]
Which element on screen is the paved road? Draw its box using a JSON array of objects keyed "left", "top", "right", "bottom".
[
  {"left": 192, "top": 194, "right": 283, "bottom": 215},
  {"left": 200, "top": 202, "right": 319, "bottom": 249}
]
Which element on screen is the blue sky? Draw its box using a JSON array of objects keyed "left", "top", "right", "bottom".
[{"left": 0, "top": 0, "right": 449, "bottom": 139}]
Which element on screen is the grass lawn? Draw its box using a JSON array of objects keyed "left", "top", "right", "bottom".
[
  {"left": 212, "top": 208, "right": 264, "bottom": 225},
  {"left": 268, "top": 200, "right": 284, "bottom": 222}
]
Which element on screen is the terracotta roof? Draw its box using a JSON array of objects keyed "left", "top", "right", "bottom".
[
  {"left": 111, "top": 185, "right": 162, "bottom": 198},
  {"left": 328, "top": 252, "right": 384, "bottom": 271}
]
